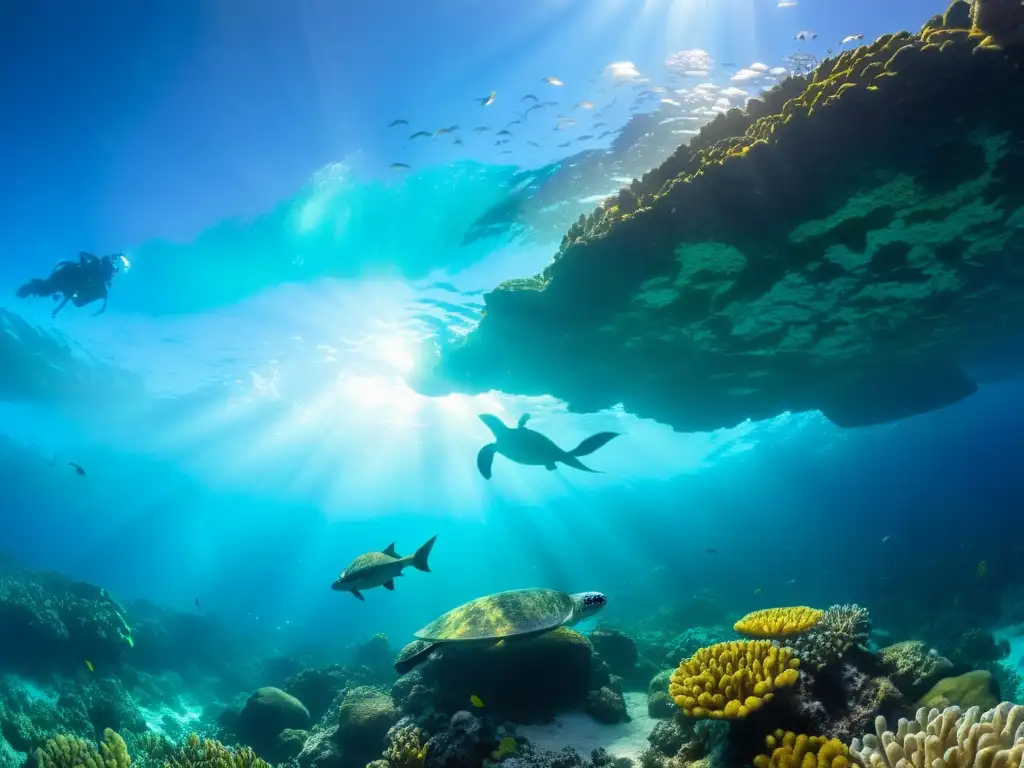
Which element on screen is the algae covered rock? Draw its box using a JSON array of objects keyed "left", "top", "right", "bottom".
[
  {"left": 647, "top": 669, "right": 676, "bottom": 719},
  {"left": 917, "top": 668, "right": 999, "bottom": 710},
  {"left": 337, "top": 685, "right": 400, "bottom": 764},
  {"left": 414, "top": 8, "right": 1024, "bottom": 434},
  {"left": 408, "top": 626, "right": 594, "bottom": 723},
  {"left": 590, "top": 627, "right": 640, "bottom": 680},
  {"left": 879, "top": 640, "right": 954, "bottom": 697},
  {"left": 585, "top": 685, "right": 630, "bottom": 724},
  {"left": 238, "top": 686, "right": 311, "bottom": 762}
]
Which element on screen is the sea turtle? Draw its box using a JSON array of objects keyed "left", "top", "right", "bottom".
[
  {"left": 393, "top": 588, "right": 607, "bottom": 673},
  {"left": 475, "top": 413, "right": 620, "bottom": 480},
  {"left": 332, "top": 535, "right": 437, "bottom": 601}
]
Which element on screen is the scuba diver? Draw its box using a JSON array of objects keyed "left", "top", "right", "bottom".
[{"left": 16, "top": 252, "right": 122, "bottom": 318}]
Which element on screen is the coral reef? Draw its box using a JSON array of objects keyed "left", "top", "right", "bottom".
[
  {"left": 412, "top": 4, "right": 1024, "bottom": 434},
  {"left": 879, "top": 642, "right": 954, "bottom": 699},
  {"left": 753, "top": 730, "right": 851, "bottom": 768},
  {"left": 849, "top": 701, "right": 1024, "bottom": 768},
  {"left": 0, "top": 567, "right": 133, "bottom": 673},
  {"left": 789, "top": 655, "right": 905, "bottom": 744},
  {"left": 422, "top": 710, "right": 497, "bottom": 768},
  {"left": 337, "top": 686, "right": 400, "bottom": 765},
  {"left": 382, "top": 720, "right": 429, "bottom": 768},
  {"left": 917, "top": 669, "right": 999, "bottom": 710},
  {"left": 787, "top": 605, "right": 871, "bottom": 670},
  {"left": 164, "top": 733, "right": 271, "bottom": 768},
  {"left": 282, "top": 665, "right": 349, "bottom": 721},
  {"left": 35, "top": 729, "right": 130, "bottom": 768},
  {"left": 590, "top": 627, "right": 642, "bottom": 684},
  {"left": 669, "top": 640, "right": 801, "bottom": 718},
  {"left": 735, "top": 608, "right": 824, "bottom": 638}
]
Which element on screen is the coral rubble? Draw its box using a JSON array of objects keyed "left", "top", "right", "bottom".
[{"left": 413, "top": 3, "right": 1024, "bottom": 432}]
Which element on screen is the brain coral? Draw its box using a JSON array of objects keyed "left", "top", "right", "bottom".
[
  {"left": 849, "top": 701, "right": 1024, "bottom": 768},
  {"left": 755, "top": 730, "right": 851, "bottom": 768},
  {"left": 735, "top": 607, "right": 824, "bottom": 638},
  {"left": 669, "top": 640, "right": 801, "bottom": 719}
]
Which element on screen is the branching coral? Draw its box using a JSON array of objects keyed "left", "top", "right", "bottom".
[
  {"left": 669, "top": 640, "right": 801, "bottom": 719},
  {"left": 383, "top": 721, "right": 429, "bottom": 768},
  {"left": 735, "top": 608, "right": 823, "bottom": 638},
  {"left": 849, "top": 701, "right": 1024, "bottom": 768},
  {"left": 754, "top": 730, "right": 851, "bottom": 768},
  {"left": 35, "top": 729, "right": 131, "bottom": 768},
  {"left": 786, "top": 605, "right": 871, "bottom": 669},
  {"left": 163, "top": 733, "right": 270, "bottom": 768}
]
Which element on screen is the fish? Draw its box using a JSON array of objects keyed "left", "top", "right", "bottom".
[
  {"left": 479, "top": 91, "right": 496, "bottom": 106},
  {"left": 573, "top": 101, "right": 594, "bottom": 110},
  {"left": 493, "top": 737, "right": 517, "bottom": 760},
  {"left": 470, "top": 694, "right": 485, "bottom": 708},
  {"left": 753, "top": 587, "right": 763, "bottom": 595},
  {"left": 576, "top": 134, "right": 594, "bottom": 141},
  {"left": 881, "top": 535, "right": 891, "bottom": 544},
  {"left": 68, "top": 462, "right": 85, "bottom": 476},
  {"left": 841, "top": 34, "right": 864, "bottom": 44},
  {"left": 543, "top": 76, "right": 564, "bottom": 86},
  {"left": 84, "top": 660, "right": 94, "bottom": 672},
  {"left": 389, "top": 163, "right": 411, "bottom": 170},
  {"left": 558, "top": 141, "right": 571, "bottom": 148},
  {"left": 473, "top": 126, "right": 490, "bottom": 133},
  {"left": 409, "top": 131, "right": 432, "bottom": 140},
  {"left": 527, "top": 140, "right": 540, "bottom": 148},
  {"left": 977, "top": 560, "right": 987, "bottom": 579},
  {"left": 194, "top": 597, "right": 200, "bottom": 608},
  {"left": 795, "top": 30, "right": 817, "bottom": 40},
  {"left": 705, "top": 548, "right": 718, "bottom": 555},
  {"left": 521, "top": 94, "right": 539, "bottom": 102},
  {"left": 497, "top": 130, "right": 512, "bottom": 137},
  {"left": 453, "top": 138, "right": 464, "bottom": 146},
  {"left": 388, "top": 119, "right": 409, "bottom": 128},
  {"left": 506, "top": 120, "right": 521, "bottom": 128},
  {"left": 525, "top": 104, "right": 545, "bottom": 118},
  {"left": 331, "top": 536, "right": 438, "bottom": 601}
]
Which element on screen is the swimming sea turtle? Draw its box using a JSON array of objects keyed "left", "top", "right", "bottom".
[
  {"left": 393, "top": 587, "right": 607, "bottom": 673},
  {"left": 476, "top": 413, "right": 620, "bottom": 480}
]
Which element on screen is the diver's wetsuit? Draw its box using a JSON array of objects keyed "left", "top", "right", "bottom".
[{"left": 16, "top": 252, "right": 118, "bottom": 317}]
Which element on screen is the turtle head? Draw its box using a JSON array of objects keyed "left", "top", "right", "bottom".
[
  {"left": 568, "top": 591, "right": 607, "bottom": 624},
  {"left": 478, "top": 413, "right": 509, "bottom": 439}
]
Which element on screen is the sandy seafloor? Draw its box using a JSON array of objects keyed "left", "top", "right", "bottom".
[{"left": 518, "top": 692, "right": 657, "bottom": 761}]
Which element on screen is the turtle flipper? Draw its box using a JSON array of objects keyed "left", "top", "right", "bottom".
[
  {"left": 559, "top": 455, "right": 600, "bottom": 473},
  {"left": 517, "top": 413, "right": 531, "bottom": 428},
  {"left": 568, "top": 431, "right": 621, "bottom": 458},
  {"left": 394, "top": 641, "right": 440, "bottom": 674},
  {"left": 351, "top": 590, "right": 365, "bottom": 601},
  {"left": 477, "top": 443, "right": 497, "bottom": 479}
]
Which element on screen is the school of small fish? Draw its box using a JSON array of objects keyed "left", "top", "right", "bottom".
[{"left": 381, "top": 22, "right": 868, "bottom": 172}]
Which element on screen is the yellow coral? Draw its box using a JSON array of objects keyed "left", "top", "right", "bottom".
[
  {"left": 36, "top": 729, "right": 131, "bottom": 768},
  {"left": 734, "top": 607, "right": 824, "bottom": 637},
  {"left": 753, "top": 730, "right": 851, "bottom": 768},
  {"left": 163, "top": 733, "right": 270, "bottom": 768},
  {"left": 668, "top": 640, "right": 801, "bottom": 719},
  {"left": 383, "top": 723, "right": 429, "bottom": 768}
]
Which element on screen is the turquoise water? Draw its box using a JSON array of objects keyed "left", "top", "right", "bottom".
[{"left": 2, "top": 2, "right": 1024, "bottom": 766}]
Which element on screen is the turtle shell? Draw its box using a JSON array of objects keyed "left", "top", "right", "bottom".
[
  {"left": 414, "top": 588, "right": 574, "bottom": 642},
  {"left": 395, "top": 639, "right": 433, "bottom": 665}
]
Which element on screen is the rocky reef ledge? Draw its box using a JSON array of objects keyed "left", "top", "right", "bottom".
[{"left": 413, "top": 0, "right": 1024, "bottom": 432}]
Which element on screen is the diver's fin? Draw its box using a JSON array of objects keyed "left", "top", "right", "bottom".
[
  {"left": 383, "top": 580, "right": 396, "bottom": 591},
  {"left": 817, "top": 359, "right": 977, "bottom": 428},
  {"left": 517, "top": 413, "right": 531, "bottom": 428},
  {"left": 568, "top": 431, "right": 621, "bottom": 457},
  {"left": 545, "top": 463, "right": 557, "bottom": 470},
  {"left": 394, "top": 642, "right": 440, "bottom": 675},
  {"left": 382, "top": 542, "right": 400, "bottom": 558},
  {"left": 412, "top": 534, "right": 437, "bottom": 573},
  {"left": 477, "top": 443, "right": 497, "bottom": 479},
  {"left": 351, "top": 590, "right": 365, "bottom": 601}
]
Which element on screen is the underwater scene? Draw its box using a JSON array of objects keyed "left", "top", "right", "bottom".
[{"left": 2, "top": 0, "right": 1024, "bottom": 767}]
